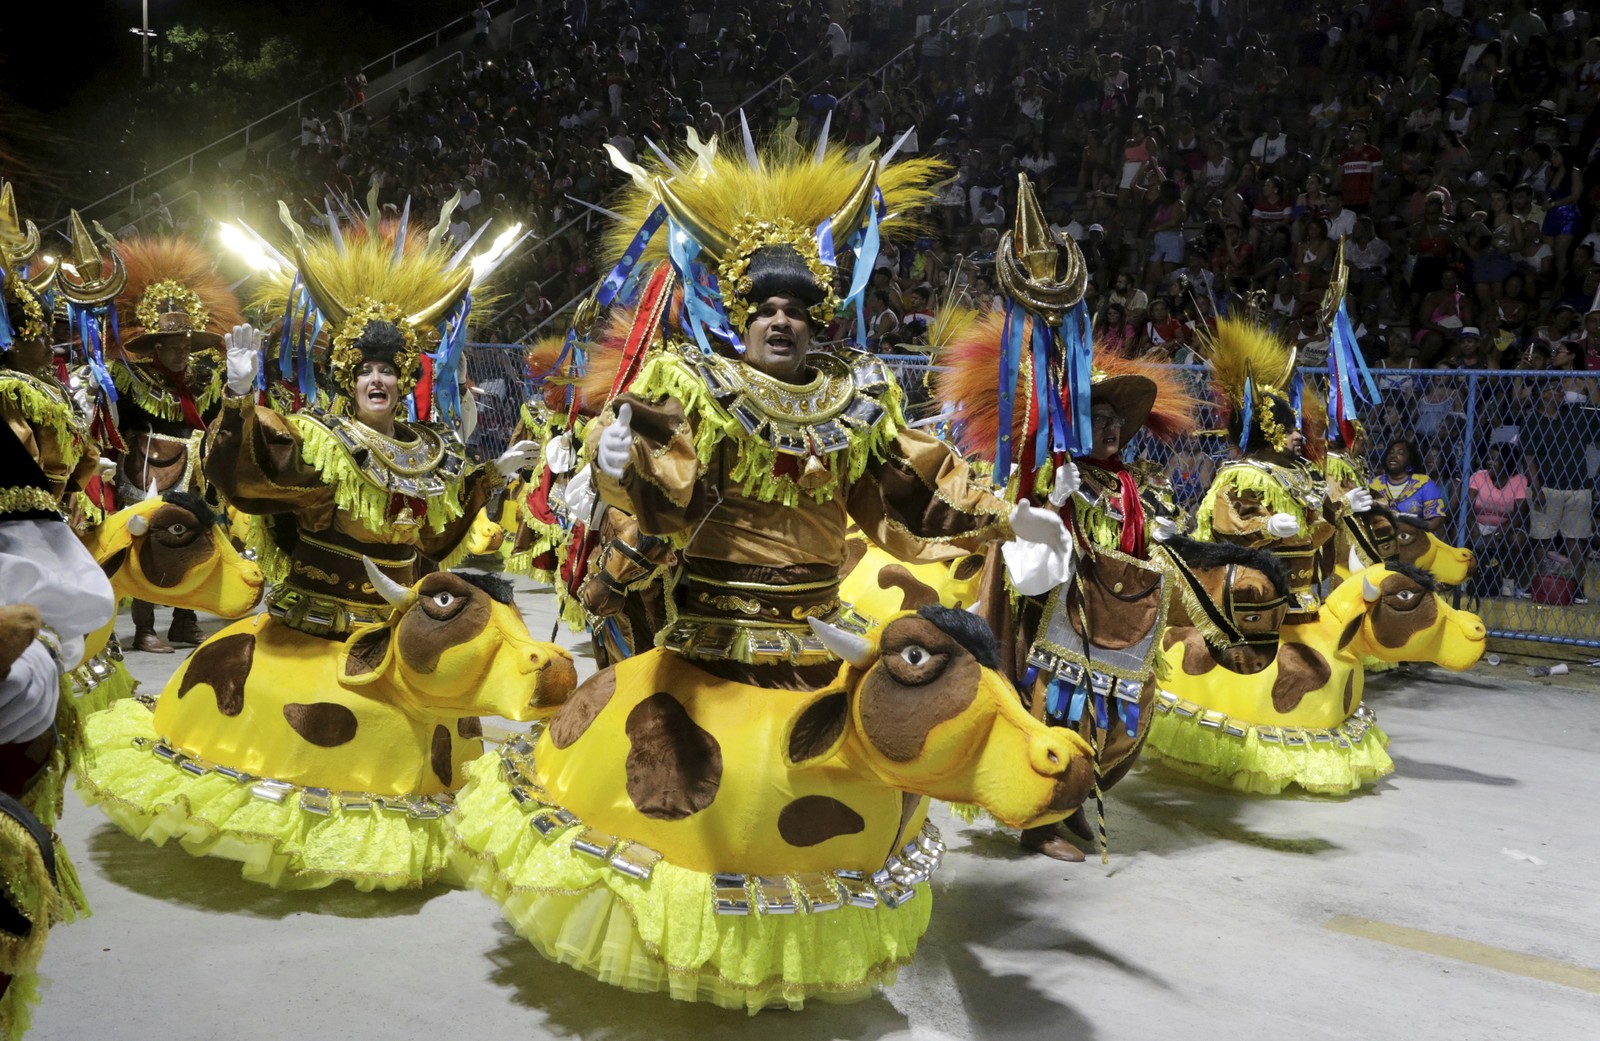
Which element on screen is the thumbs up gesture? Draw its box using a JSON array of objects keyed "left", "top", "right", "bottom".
[{"left": 597, "top": 402, "right": 635, "bottom": 480}]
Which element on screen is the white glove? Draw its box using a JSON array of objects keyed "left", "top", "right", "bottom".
[
  {"left": 1265, "top": 512, "right": 1301, "bottom": 538},
  {"left": 563, "top": 465, "right": 597, "bottom": 518},
  {"left": 1151, "top": 515, "right": 1179, "bottom": 542},
  {"left": 0, "top": 642, "right": 62, "bottom": 745},
  {"left": 1564, "top": 390, "right": 1586, "bottom": 405},
  {"left": 96, "top": 457, "right": 118, "bottom": 481},
  {"left": 597, "top": 402, "right": 635, "bottom": 480},
  {"left": 224, "top": 323, "right": 263, "bottom": 395},
  {"left": 1344, "top": 487, "right": 1374, "bottom": 514},
  {"left": 544, "top": 432, "right": 578, "bottom": 475},
  {"left": 1047, "top": 460, "right": 1082, "bottom": 507},
  {"left": 493, "top": 439, "right": 541, "bottom": 478},
  {"left": 1004, "top": 503, "right": 1074, "bottom": 596}
]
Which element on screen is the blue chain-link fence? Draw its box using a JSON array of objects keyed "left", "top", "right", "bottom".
[{"left": 465, "top": 342, "right": 1600, "bottom": 650}]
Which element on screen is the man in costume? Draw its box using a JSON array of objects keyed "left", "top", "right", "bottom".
[
  {"left": 107, "top": 237, "right": 243, "bottom": 652},
  {"left": 1193, "top": 319, "right": 1371, "bottom": 622},
  {"left": 451, "top": 136, "right": 1092, "bottom": 1011},
  {"left": 935, "top": 175, "right": 1200, "bottom": 861}
]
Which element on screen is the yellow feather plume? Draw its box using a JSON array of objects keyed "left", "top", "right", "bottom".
[
  {"left": 1197, "top": 316, "right": 1297, "bottom": 409},
  {"left": 598, "top": 134, "right": 946, "bottom": 270}
]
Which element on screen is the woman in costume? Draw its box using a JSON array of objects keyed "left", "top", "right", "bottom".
[
  {"left": 449, "top": 135, "right": 1092, "bottom": 1010},
  {"left": 934, "top": 174, "right": 1200, "bottom": 862},
  {"left": 1193, "top": 319, "right": 1371, "bottom": 622},
  {"left": 75, "top": 204, "right": 568, "bottom": 890},
  {"left": 106, "top": 236, "right": 243, "bottom": 653}
]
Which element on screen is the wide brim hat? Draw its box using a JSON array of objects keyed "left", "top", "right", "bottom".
[
  {"left": 121, "top": 311, "right": 224, "bottom": 359},
  {"left": 1090, "top": 371, "right": 1157, "bottom": 433}
]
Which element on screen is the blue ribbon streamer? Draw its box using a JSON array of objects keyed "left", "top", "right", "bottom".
[
  {"left": 1328, "top": 300, "right": 1381, "bottom": 428},
  {"left": 1045, "top": 677, "right": 1067, "bottom": 720},
  {"left": 1061, "top": 299, "right": 1094, "bottom": 456},
  {"left": 1067, "top": 681, "right": 1088, "bottom": 726},
  {"left": 1240, "top": 375, "right": 1254, "bottom": 454},
  {"left": 430, "top": 292, "right": 473, "bottom": 423},
  {"left": 1120, "top": 699, "right": 1141, "bottom": 738},
  {"left": 0, "top": 264, "right": 14, "bottom": 349},
  {"left": 995, "top": 301, "right": 1024, "bottom": 479},
  {"left": 1092, "top": 691, "right": 1110, "bottom": 731},
  {"left": 597, "top": 204, "right": 665, "bottom": 308},
  {"left": 666, "top": 221, "right": 737, "bottom": 356}
]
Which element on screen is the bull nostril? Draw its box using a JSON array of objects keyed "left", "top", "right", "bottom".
[{"left": 1047, "top": 750, "right": 1060, "bottom": 766}]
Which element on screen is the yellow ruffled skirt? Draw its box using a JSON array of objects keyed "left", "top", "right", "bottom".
[
  {"left": 1143, "top": 691, "right": 1393, "bottom": 795},
  {"left": 448, "top": 751, "right": 934, "bottom": 1012},
  {"left": 77, "top": 698, "right": 459, "bottom": 890}
]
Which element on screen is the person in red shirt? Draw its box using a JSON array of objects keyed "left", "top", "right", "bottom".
[{"left": 1337, "top": 122, "right": 1384, "bottom": 213}]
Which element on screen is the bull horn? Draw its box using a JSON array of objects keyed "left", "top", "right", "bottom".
[
  {"left": 144, "top": 480, "right": 160, "bottom": 502},
  {"left": 362, "top": 556, "right": 411, "bottom": 607},
  {"left": 404, "top": 266, "right": 475, "bottom": 330},
  {"left": 825, "top": 159, "right": 879, "bottom": 243},
  {"left": 654, "top": 176, "right": 732, "bottom": 260},
  {"left": 1362, "top": 574, "right": 1382, "bottom": 602},
  {"left": 126, "top": 514, "right": 149, "bottom": 536},
  {"left": 808, "top": 618, "right": 874, "bottom": 668}
]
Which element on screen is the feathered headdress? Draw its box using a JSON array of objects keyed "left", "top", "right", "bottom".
[
  {"left": 933, "top": 308, "right": 1200, "bottom": 462},
  {"left": 112, "top": 236, "right": 243, "bottom": 361},
  {"left": 225, "top": 192, "right": 523, "bottom": 422},
  {"left": 1196, "top": 317, "right": 1302, "bottom": 455},
  {"left": 596, "top": 126, "right": 943, "bottom": 360}
]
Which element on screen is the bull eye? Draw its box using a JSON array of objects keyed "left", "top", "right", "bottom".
[
  {"left": 1398, "top": 532, "right": 1413, "bottom": 543},
  {"left": 900, "top": 645, "right": 930, "bottom": 667},
  {"left": 167, "top": 523, "right": 188, "bottom": 537},
  {"left": 1388, "top": 588, "right": 1421, "bottom": 609},
  {"left": 1243, "top": 613, "right": 1261, "bottom": 623},
  {"left": 419, "top": 588, "right": 469, "bottom": 621}
]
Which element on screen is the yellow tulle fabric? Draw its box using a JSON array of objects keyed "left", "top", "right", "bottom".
[
  {"left": 1143, "top": 706, "right": 1393, "bottom": 795},
  {"left": 77, "top": 699, "right": 457, "bottom": 891},
  {"left": 67, "top": 656, "right": 139, "bottom": 722},
  {"left": 447, "top": 753, "right": 931, "bottom": 1012}
]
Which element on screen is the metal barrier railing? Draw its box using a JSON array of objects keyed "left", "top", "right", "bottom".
[{"left": 461, "top": 346, "right": 1600, "bottom": 651}]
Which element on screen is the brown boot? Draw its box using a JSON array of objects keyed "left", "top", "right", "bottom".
[
  {"left": 166, "top": 609, "right": 206, "bottom": 647},
  {"left": 1020, "top": 824, "right": 1086, "bottom": 863},
  {"left": 130, "top": 600, "right": 174, "bottom": 654},
  {"left": 1062, "top": 809, "right": 1095, "bottom": 842}
]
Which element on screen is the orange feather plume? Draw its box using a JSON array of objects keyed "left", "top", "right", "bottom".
[
  {"left": 932, "top": 309, "right": 1201, "bottom": 462},
  {"left": 112, "top": 235, "right": 243, "bottom": 354}
]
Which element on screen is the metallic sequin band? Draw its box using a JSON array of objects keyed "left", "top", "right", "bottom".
[
  {"left": 1152, "top": 689, "right": 1379, "bottom": 747},
  {"left": 498, "top": 729, "right": 944, "bottom": 915}
]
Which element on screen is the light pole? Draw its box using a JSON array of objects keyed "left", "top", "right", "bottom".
[{"left": 130, "top": 0, "right": 155, "bottom": 79}]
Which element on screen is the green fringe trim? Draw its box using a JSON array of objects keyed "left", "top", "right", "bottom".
[
  {"left": 0, "top": 969, "right": 40, "bottom": 1041},
  {"left": 447, "top": 752, "right": 932, "bottom": 1011},
  {"left": 0, "top": 376, "right": 80, "bottom": 450},
  {"left": 1193, "top": 464, "right": 1307, "bottom": 541},
  {"left": 244, "top": 514, "right": 290, "bottom": 586},
  {"left": 18, "top": 703, "right": 88, "bottom": 922},
  {"left": 112, "top": 362, "right": 223, "bottom": 424},
  {"left": 1143, "top": 706, "right": 1393, "bottom": 795},
  {"left": 287, "top": 414, "right": 465, "bottom": 534},
  {"left": 627, "top": 352, "right": 905, "bottom": 508},
  {"left": 1325, "top": 452, "right": 1362, "bottom": 489}
]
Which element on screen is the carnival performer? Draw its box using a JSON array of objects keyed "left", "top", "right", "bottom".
[
  {"left": 449, "top": 135, "right": 1091, "bottom": 1010},
  {"left": 0, "top": 367, "right": 117, "bottom": 1033},
  {"left": 1193, "top": 319, "right": 1371, "bottom": 621},
  {"left": 74, "top": 203, "right": 569, "bottom": 891},
  {"left": 934, "top": 174, "right": 1200, "bottom": 862},
  {"left": 106, "top": 236, "right": 242, "bottom": 653}
]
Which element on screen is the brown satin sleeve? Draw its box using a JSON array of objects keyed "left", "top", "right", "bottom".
[
  {"left": 202, "top": 396, "right": 332, "bottom": 515},
  {"left": 585, "top": 392, "right": 703, "bottom": 539},
  {"left": 417, "top": 462, "right": 503, "bottom": 560},
  {"left": 847, "top": 427, "right": 1013, "bottom": 563},
  {"left": 1207, "top": 478, "right": 1274, "bottom": 546},
  {"left": 66, "top": 438, "right": 100, "bottom": 494}
]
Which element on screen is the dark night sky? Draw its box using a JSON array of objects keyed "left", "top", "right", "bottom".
[{"left": 3, "top": 0, "right": 461, "bottom": 113}]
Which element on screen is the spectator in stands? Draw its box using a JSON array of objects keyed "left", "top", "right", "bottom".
[
  {"left": 1467, "top": 445, "right": 1532, "bottom": 599},
  {"left": 1521, "top": 379, "right": 1599, "bottom": 594},
  {"left": 1372, "top": 437, "right": 1449, "bottom": 532},
  {"left": 1099, "top": 302, "right": 1136, "bottom": 357}
]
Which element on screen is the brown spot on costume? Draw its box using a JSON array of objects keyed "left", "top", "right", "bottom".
[
  {"left": 281, "top": 703, "right": 359, "bottom": 747},
  {"left": 777, "top": 795, "right": 866, "bottom": 847},
  {"left": 1271, "top": 644, "right": 1333, "bottom": 713},
  {"left": 788, "top": 692, "right": 849, "bottom": 763},
  {"left": 431, "top": 725, "right": 453, "bottom": 786},
  {"left": 176, "top": 633, "right": 255, "bottom": 716},
  {"left": 550, "top": 670, "right": 617, "bottom": 749},
  {"left": 624, "top": 692, "right": 722, "bottom": 820}
]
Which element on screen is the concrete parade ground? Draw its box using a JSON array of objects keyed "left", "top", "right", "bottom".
[{"left": 31, "top": 581, "right": 1600, "bottom": 1041}]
